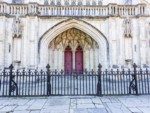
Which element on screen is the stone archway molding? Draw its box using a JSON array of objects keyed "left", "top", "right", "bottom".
[{"left": 38, "top": 19, "right": 109, "bottom": 67}]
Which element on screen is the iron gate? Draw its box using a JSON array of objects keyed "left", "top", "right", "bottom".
[{"left": 0, "top": 64, "right": 150, "bottom": 97}]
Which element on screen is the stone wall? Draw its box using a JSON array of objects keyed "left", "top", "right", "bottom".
[{"left": 0, "top": 2, "right": 149, "bottom": 69}]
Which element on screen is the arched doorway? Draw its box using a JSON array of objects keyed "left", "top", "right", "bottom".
[
  {"left": 48, "top": 28, "right": 99, "bottom": 71},
  {"left": 75, "top": 46, "right": 83, "bottom": 73},
  {"left": 65, "top": 46, "right": 72, "bottom": 73},
  {"left": 39, "top": 19, "right": 109, "bottom": 68}
]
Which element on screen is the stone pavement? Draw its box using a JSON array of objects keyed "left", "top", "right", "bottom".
[{"left": 0, "top": 95, "right": 150, "bottom": 113}]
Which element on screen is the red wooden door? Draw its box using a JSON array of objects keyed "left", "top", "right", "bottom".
[
  {"left": 75, "top": 46, "right": 83, "bottom": 73},
  {"left": 65, "top": 46, "right": 72, "bottom": 73}
]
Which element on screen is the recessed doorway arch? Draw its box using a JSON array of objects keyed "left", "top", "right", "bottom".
[
  {"left": 48, "top": 28, "right": 99, "bottom": 71},
  {"left": 38, "top": 19, "right": 109, "bottom": 69}
]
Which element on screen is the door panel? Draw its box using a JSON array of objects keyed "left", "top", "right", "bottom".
[
  {"left": 65, "top": 47, "right": 72, "bottom": 73},
  {"left": 75, "top": 47, "right": 83, "bottom": 73}
]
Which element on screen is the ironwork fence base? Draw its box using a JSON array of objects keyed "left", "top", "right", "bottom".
[{"left": 0, "top": 64, "right": 149, "bottom": 97}]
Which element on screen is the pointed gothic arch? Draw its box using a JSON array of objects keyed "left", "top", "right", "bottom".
[{"left": 38, "top": 19, "right": 109, "bottom": 68}]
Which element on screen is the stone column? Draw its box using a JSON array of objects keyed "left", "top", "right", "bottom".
[
  {"left": 90, "top": 49, "right": 93, "bottom": 70},
  {"left": 16, "top": 38, "right": 21, "bottom": 61},
  {"left": 94, "top": 48, "right": 98, "bottom": 71},
  {"left": 13, "top": 38, "right": 22, "bottom": 62},
  {"left": 85, "top": 49, "right": 89, "bottom": 70},
  {"left": 50, "top": 50, "right": 54, "bottom": 70},
  {"left": 112, "top": 40, "right": 117, "bottom": 65},
  {"left": 0, "top": 19, "right": 4, "bottom": 67},
  {"left": 0, "top": 41, "right": 3, "bottom": 67},
  {"left": 125, "top": 38, "right": 132, "bottom": 60},
  {"left": 54, "top": 50, "right": 57, "bottom": 70},
  {"left": 141, "top": 40, "right": 146, "bottom": 65},
  {"left": 30, "top": 41, "right": 35, "bottom": 66},
  {"left": 49, "top": 49, "right": 51, "bottom": 70},
  {"left": 62, "top": 50, "right": 64, "bottom": 70}
]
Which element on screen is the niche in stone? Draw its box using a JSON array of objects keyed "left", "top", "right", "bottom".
[
  {"left": 12, "top": 13, "right": 23, "bottom": 64},
  {"left": 124, "top": 18, "right": 132, "bottom": 37}
]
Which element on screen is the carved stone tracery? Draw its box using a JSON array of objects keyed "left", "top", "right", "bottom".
[
  {"left": 49, "top": 28, "right": 98, "bottom": 51},
  {"left": 48, "top": 28, "right": 99, "bottom": 71}
]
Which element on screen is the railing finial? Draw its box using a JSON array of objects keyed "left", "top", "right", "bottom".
[
  {"left": 133, "top": 63, "right": 137, "bottom": 69},
  {"left": 9, "top": 64, "right": 14, "bottom": 70},
  {"left": 46, "top": 64, "right": 50, "bottom": 69}
]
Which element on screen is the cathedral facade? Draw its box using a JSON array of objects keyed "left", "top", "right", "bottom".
[{"left": 0, "top": 0, "right": 150, "bottom": 72}]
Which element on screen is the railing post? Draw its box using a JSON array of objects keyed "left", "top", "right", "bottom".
[
  {"left": 9, "top": 64, "right": 13, "bottom": 96},
  {"left": 133, "top": 63, "right": 138, "bottom": 95},
  {"left": 97, "top": 64, "right": 102, "bottom": 96},
  {"left": 46, "top": 64, "right": 51, "bottom": 96}
]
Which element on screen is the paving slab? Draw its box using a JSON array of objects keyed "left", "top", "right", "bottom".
[
  {"left": 42, "top": 105, "right": 70, "bottom": 110},
  {"left": 128, "top": 107, "right": 142, "bottom": 113},
  {"left": 13, "top": 111, "right": 30, "bottom": 113},
  {"left": 77, "top": 104, "right": 95, "bottom": 109},
  {"left": 0, "top": 106, "right": 16, "bottom": 112},
  {"left": 91, "top": 98, "right": 102, "bottom": 104},
  {"left": 71, "top": 108, "right": 88, "bottom": 113},
  {"left": 45, "top": 99, "right": 70, "bottom": 106},
  {"left": 28, "top": 99, "right": 47, "bottom": 110},
  {"left": 138, "top": 107, "right": 150, "bottom": 113},
  {"left": 41, "top": 109, "right": 69, "bottom": 113},
  {"left": 14, "top": 105, "right": 29, "bottom": 111},
  {"left": 101, "top": 98, "right": 111, "bottom": 103},
  {"left": 0, "top": 96, "right": 150, "bottom": 113},
  {"left": 77, "top": 99, "right": 92, "bottom": 104},
  {"left": 94, "top": 104, "right": 105, "bottom": 108},
  {"left": 106, "top": 103, "right": 131, "bottom": 113},
  {"left": 87, "top": 108, "right": 108, "bottom": 113},
  {"left": 0, "top": 106, "right": 4, "bottom": 109}
]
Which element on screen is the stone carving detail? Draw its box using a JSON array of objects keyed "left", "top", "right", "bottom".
[
  {"left": 49, "top": 28, "right": 98, "bottom": 50},
  {"left": 48, "top": 28, "right": 99, "bottom": 71},
  {"left": 124, "top": 18, "right": 132, "bottom": 37},
  {"left": 12, "top": 13, "right": 23, "bottom": 38},
  {"left": 12, "top": 13, "right": 23, "bottom": 63}
]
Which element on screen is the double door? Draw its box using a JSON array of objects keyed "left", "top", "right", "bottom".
[{"left": 65, "top": 46, "right": 83, "bottom": 73}]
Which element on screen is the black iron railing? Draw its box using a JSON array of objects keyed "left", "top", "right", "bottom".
[{"left": 0, "top": 63, "right": 150, "bottom": 97}]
